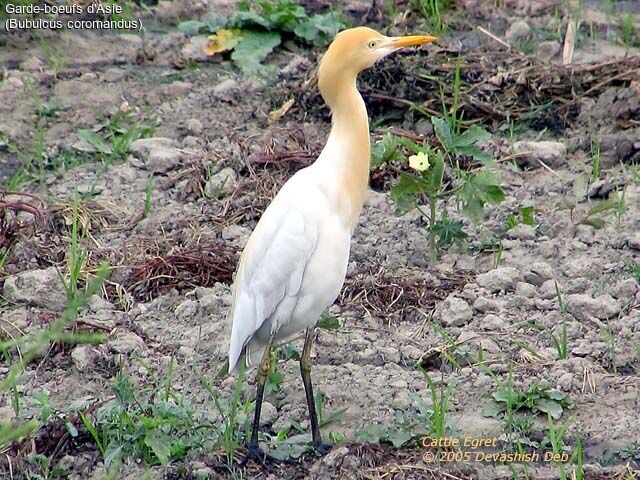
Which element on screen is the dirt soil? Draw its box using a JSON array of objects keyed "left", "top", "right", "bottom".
[{"left": 1, "top": 1, "right": 640, "bottom": 479}]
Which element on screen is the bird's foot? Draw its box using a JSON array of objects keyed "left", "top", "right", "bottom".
[
  {"left": 313, "top": 441, "right": 333, "bottom": 456},
  {"left": 239, "top": 445, "right": 267, "bottom": 467}
]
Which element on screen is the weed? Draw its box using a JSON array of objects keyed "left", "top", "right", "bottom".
[
  {"left": 624, "top": 260, "right": 640, "bottom": 283},
  {"left": 543, "top": 414, "right": 573, "bottom": 480},
  {"left": 590, "top": 137, "right": 601, "bottom": 181},
  {"left": 506, "top": 205, "right": 536, "bottom": 230},
  {"left": 411, "top": 0, "right": 451, "bottom": 33},
  {"left": 599, "top": 321, "right": 617, "bottom": 374},
  {"left": 380, "top": 121, "right": 502, "bottom": 259},
  {"left": 550, "top": 281, "right": 569, "bottom": 360},
  {"left": 620, "top": 13, "right": 639, "bottom": 47},
  {"left": 483, "top": 382, "right": 573, "bottom": 421},
  {"left": 184, "top": 0, "right": 345, "bottom": 74},
  {"left": 143, "top": 175, "right": 154, "bottom": 218},
  {"left": 81, "top": 369, "right": 207, "bottom": 469}
]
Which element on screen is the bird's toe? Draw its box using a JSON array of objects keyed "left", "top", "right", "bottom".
[
  {"left": 313, "top": 441, "right": 333, "bottom": 456},
  {"left": 239, "top": 445, "right": 267, "bottom": 467}
]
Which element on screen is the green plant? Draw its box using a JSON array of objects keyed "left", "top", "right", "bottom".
[
  {"left": 590, "top": 138, "right": 601, "bottom": 181},
  {"left": 483, "top": 382, "right": 573, "bottom": 421},
  {"left": 381, "top": 124, "right": 502, "bottom": 259},
  {"left": 82, "top": 369, "right": 208, "bottom": 470},
  {"left": 599, "top": 320, "right": 617, "bottom": 374},
  {"left": 506, "top": 205, "right": 536, "bottom": 230},
  {"left": 411, "top": 0, "right": 450, "bottom": 33},
  {"left": 143, "top": 175, "right": 154, "bottom": 218},
  {"left": 182, "top": 0, "right": 344, "bottom": 74},
  {"left": 543, "top": 414, "right": 573, "bottom": 480},
  {"left": 551, "top": 281, "right": 569, "bottom": 360},
  {"left": 620, "top": 13, "right": 639, "bottom": 47},
  {"left": 624, "top": 260, "right": 640, "bottom": 283}
]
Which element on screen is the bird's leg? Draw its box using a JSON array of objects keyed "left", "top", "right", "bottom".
[
  {"left": 300, "top": 327, "right": 332, "bottom": 455},
  {"left": 240, "top": 337, "right": 273, "bottom": 466}
]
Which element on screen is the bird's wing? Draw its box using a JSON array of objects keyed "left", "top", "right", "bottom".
[{"left": 228, "top": 201, "right": 318, "bottom": 372}]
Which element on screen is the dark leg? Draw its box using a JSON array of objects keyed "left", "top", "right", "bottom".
[
  {"left": 300, "top": 328, "right": 332, "bottom": 455},
  {"left": 240, "top": 337, "right": 273, "bottom": 466}
]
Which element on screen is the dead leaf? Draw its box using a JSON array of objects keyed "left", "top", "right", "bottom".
[
  {"left": 204, "top": 29, "right": 242, "bottom": 56},
  {"left": 267, "top": 97, "right": 295, "bottom": 124},
  {"left": 562, "top": 19, "right": 579, "bottom": 65}
]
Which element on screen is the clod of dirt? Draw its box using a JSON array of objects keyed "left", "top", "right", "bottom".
[
  {"left": 128, "top": 137, "right": 185, "bottom": 173},
  {"left": 513, "top": 140, "right": 567, "bottom": 169},
  {"left": 476, "top": 266, "right": 523, "bottom": 292},
  {"left": 565, "top": 294, "right": 622, "bottom": 321},
  {"left": 3, "top": 266, "right": 67, "bottom": 311}
]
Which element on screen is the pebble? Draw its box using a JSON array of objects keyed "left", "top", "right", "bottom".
[
  {"left": 476, "top": 267, "right": 522, "bottom": 292},
  {"left": 515, "top": 282, "right": 537, "bottom": 298},
  {"left": 506, "top": 224, "right": 536, "bottom": 240},
  {"left": 205, "top": 167, "right": 238, "bottom": 198},
  {"left": 3, "top": 266, "right": 68, "bottom": 311},
  {"left": 505, "top": 20, "right": 531, "bottom": 42},
  {"left": 513, "top": 141, "right": 566, "bottom": 169},
  {"left": 565, "top": 294, "right": 621, "bottom": 321},
  {"left": 108, "top": 330, "right": 145, "bottom": 354},
  {"left": 128, "top": 137, "right": 184, "bottom": 173},
  {"left": 473, "top": 296, "right": 502, "bottom": 313},
  {"left": 437, "top": 295, "right": 473, "bottom": 327}
]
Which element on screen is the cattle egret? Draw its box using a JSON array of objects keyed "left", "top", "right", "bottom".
[{"left": 227, "top": 26, "right": 437, "bottom": 463}]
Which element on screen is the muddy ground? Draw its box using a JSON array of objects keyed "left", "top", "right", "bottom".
[{"left": 1, "top": 1, "right": 639, "bottom": 479}]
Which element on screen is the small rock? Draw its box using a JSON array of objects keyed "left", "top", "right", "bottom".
[
  {"left": 437, "top": 296, "right": 473, "bottom": 327},
  {"left": 516, "top": 282, "right": 537, "bottom": 298},
  {"left": 185, "top": 118, "right": 203, "bottom": 135},
  {"left": 611, "top": 278, "right": 638, "bottom": 299},
  {"left": 628, "top": 233, "right": 640, "bottom": 250},
  {"left": 87, "top": 294, "right": 115, "bottom": 312},
  {"left": 506, "top": 224, "right": 536, "bottom": 240},
  {"left": 473, "top": 296, "right": 502, "bottom": 313},
  {"left": 71, "top": 345, "right": 97, "bottom": 371},
  {"left": 3, "top": 266, "right": 67, "bottom": 311},
  {"left": 128, "top": 137, "right": 184, "bottom": 173},
  {"left": 108, "top": 330, "right": 145, "bottom": 354},
  {"left": 539, "top": 279, "right": 559, "bottom": 300},
  {"left": 514, "top": 141, "right": 566, "bottom": 169},
  {"left": 535, "top": 40, "right": 561, "bottom": 62},
  {"left": 476, "top": 267, "right": 522, "bottom": 292},
  {"left": 557, "top": 372, "right": 573, "bottom": 391},
  {"left": 222, "top": 224, "right": 251, "bottom": 247},
  {"left": 261, "top": 402, "right": 278, "bottom": 425},
  {"left": 213, "top": 78, "right": 239, "bottom": 96},
  {"left": 566, "top": 294, "right": 621, "bottom": 321},
  {"left": 587, "top": 179, "right": 623, "bottom": 199},
  {"left": 21, "top": 56, "right": 45, "bottom": 71},
  {"left": 103, "top": 68, "right": 127, "bottom": 83},
  {"left": 456, "top": 413, "right": 502, "bottom": 437},
  {"left": 505, "top": 20, "right": 531, "bottom": 42},
  {"left": 481, "top": 313, "right": 506, "bottom": 330},
  {"left": 174, "top": 299, "right": 199, "bottom": 320},
  {"left": 180, "top": 35, "right": 211, "bottom": 62},
  {"left": 205, "top": 167, "right": 238, "bottom": 198}
]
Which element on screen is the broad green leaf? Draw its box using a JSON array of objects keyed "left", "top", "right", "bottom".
[
  {"left": 432, "top": 216, "right": 467, "bottom": 247},
  {"left": 231, "top": 31, "right": 281, "bottom": 73},
  {"left": 455, "top": 125, "right": 491, "bottom": 147},
  {"left": 432, "top": 116, "right": 453, "bottom": 151},
  {"left": 390, "top": 173, "right": 427, "bottom": 215},
  {"left": 506, "top": 213, "right": 518, "bottom": 230},
  {"left": 547, "top": 390, "right": 567, "bottom": 401},
  {"left": 145, "top": 429, "right": 171, "bottom": 464},
  {"left": 231, "top": 10, "right": 272, "bottom": 29},
  {"left": 519, "top": 205, "right": 535, "bottom": 225},
  {"left": 455, "top": 145, "right": 495, "bottom": 166},
  {"left": 425, "top": 151, "right": 445, "bottom": 195},
  {"left": 482, "top": 400, "right": 503, "bottom": 418},
  {"left": 177, "top": 20, "right": 206, "bottom": 35},
  {"left": 371, "top": 134, "right": 403, "bottom": 169},
  {"left": 387, "top": 429, "right": 413, "bottom": 448},
  {"left": 76, "top": 129, "right": 112, "bottom": 154},
  {"left": 317, "top": 315, "right": 340, "bottom": 331},
  {"left": 534, "top": 399, "right": 563, "bottom": 420}
]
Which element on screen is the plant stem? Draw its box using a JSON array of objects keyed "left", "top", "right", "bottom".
[{"left": 428, "top": 195, "right": 437, "bottom": 261}]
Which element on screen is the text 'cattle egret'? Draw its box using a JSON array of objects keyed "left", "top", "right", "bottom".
[{"left": 227, "top": 26, "right": 437, "bottom": 463}]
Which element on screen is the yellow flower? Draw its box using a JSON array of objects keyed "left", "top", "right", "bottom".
[{"left": 409, "top": 151, "right": 430, "bottom": 172}]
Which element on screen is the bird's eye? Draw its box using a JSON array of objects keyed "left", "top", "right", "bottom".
[{"left": 367, "top": 40, "right": 377, "bottom": 49}]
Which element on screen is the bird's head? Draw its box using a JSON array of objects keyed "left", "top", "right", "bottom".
[{"left": 318, "top": 27, "right": 436, "bottom": 104}]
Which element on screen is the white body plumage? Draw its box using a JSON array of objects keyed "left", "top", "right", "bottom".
[{"left": 228, "top": 134, "right": 356, "bottom": 371}]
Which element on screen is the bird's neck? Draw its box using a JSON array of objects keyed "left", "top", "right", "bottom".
[{"left": 318, "top": 77, "right": 370, "bottom": 229}]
